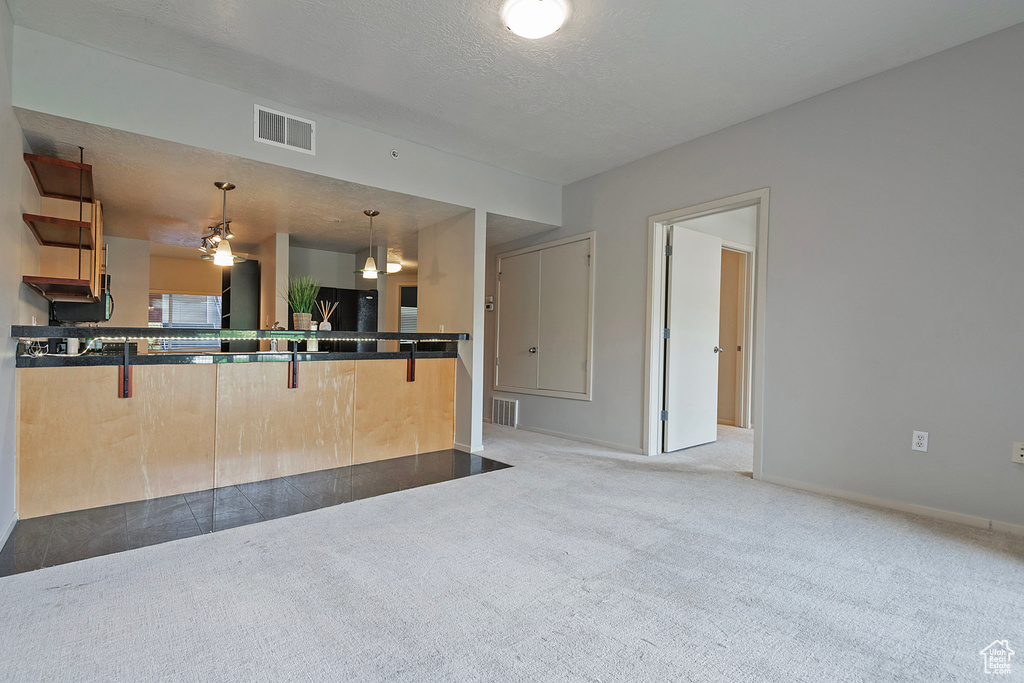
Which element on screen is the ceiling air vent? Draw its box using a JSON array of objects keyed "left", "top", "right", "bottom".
[{"left": 253, "top": 105, "right": 315, "bottom": 155}]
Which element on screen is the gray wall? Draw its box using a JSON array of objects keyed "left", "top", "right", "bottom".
[
  {"left": 289, "top": 246, "right": 357, "bottom": 290},
  {"left": 419, "top": 210, "right": 486, "bottom": 452},
  {"left": 488, "top": 23, "right": 1024, "bottom": 528},
  {"left": 11, "top": 27, "right": 561, "bottom": 228}
]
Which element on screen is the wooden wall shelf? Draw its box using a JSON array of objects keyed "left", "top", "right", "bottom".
[
  {"left": 21, "top": 276, "right": 97, "bottom": 302},
  {"left": 23, "top": 214, "right": 94, "bottom": 249},
  {"left": 24, "top": 153, "right": 94, "bottom": 203}
]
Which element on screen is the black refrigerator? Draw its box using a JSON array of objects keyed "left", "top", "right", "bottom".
[{"left": 289, "top": 286, "right": 378, "bottom": 352}]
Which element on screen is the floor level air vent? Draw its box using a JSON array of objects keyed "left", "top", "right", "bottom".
[
  {"left": 492, "top": 398, "right": 518, "bottom": 427},
  {"left": 254, "top": 105, "right": 315, "bottom": 155}
]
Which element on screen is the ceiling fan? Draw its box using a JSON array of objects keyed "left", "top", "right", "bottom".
[{"left": 198, "top": 181, "right": 245, "bottom": 265}]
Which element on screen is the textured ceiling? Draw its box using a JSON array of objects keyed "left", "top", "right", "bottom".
[
  {"left": 9, "top": 0, "right": 1024, "bottom": 184},
  {"left": 16, "top": 110, "right": 471, "bottom": 268}
]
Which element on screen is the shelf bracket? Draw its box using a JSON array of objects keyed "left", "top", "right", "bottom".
[
  {"left": 288, "top": 342, "right": 299, "bottom": 389},
  {"left": 118, "top": 339, "right": 132, "bottom": 398},
  {"left": 407, "top": 342, "right": 417, "bottom": 382}
]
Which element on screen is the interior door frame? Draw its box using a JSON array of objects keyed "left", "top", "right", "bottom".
[
  {"left": 642, "top": 189, "right": 769, "bottom": 479},
  {"left": 493, "top": 231, "right": 596, "bottom": 401}
]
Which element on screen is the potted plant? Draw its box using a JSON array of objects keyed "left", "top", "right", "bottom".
[{"left": 282, "top": 276, "right": 321, "bottom": 330}]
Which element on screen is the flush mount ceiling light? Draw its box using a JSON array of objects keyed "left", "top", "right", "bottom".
[
  {"left": 355, "top": 210, "right": 384, "bottom": 280},
  {"left": 386, "top": 262, "right": 403, "bottom": 274},
  {"left": 200, "top": 181, "right": 245, "bottom": 266},
  {"left": 502, "top": 0, "right": 568, "bottom": 39}
]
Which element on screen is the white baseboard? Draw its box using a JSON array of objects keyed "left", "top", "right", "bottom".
[
  {"left": 515, "top": 425, "right": 644, "bottom": 455},
  {"left": 761, "top": 474, "right": 1024, "bottom": 537},
  {"left": 0, "top": 510, "right": 17, "bottom": 549},
  {"left": 454, "top": 441, "right": 484, "bottom": 454}
]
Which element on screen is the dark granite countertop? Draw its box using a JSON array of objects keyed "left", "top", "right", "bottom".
[
  {"left": 11, "top": 325, "right": 469, "bottom": 342},
  {"left": 16, "top": 349, "right": 458, "bottom": 368}
]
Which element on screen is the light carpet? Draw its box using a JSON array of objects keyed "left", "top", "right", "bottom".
[{"left": 0, "top": 424, "right": 1021, "bottom": 682}]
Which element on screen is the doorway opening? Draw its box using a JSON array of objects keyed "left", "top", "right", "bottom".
[
  {"left": 717, "top": 245, "right": 754, "bottom": 428},
  {"left": 642, "top": 189, "right": 768, "bottom": 478}
]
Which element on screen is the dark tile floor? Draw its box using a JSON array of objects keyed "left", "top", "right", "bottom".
[{"left": 0, "top": 450, "right": 510, "bottom": 577}]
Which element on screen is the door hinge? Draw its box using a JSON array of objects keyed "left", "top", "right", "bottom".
[
  {"left": 662, "top": 328, "right": 670, "bottom": 339},
  {"left": 737, "top": 345, "right": 741, "bottom": 352},
  {"left": 660, "top": 410, "right": 668, "bottom": 421},
  {"left": 665, "top": 245, "right": 673, "bottom": 257},
  {"left": 496, "top": 357, "right": 500, "bottom": 367},
  {"left": 498, "top": 272, "right": 501, "bottom": 282},
  {"left": 587, "top": 254, "right": 591, "bottom": 266}
]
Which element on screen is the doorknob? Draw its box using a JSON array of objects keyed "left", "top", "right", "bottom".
[
  {"left": 529, "top": 347, "right": 537, "bottom": 354},
  {"left": 713, "top": 346, "right": 724, "bottom": 354}
]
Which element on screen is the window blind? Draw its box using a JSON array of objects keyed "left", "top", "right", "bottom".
[
  {"left": 399, "top": 286, "right": 417, "bottom": 334},
  {"left": 148, "top": 293, "right": 222, "bottom": 351}
]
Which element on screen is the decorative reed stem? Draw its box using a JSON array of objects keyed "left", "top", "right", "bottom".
[{"left": 316, "top": 299, "right": 338, "bottom": 323}]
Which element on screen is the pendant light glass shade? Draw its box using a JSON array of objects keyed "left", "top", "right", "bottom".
[
  {"left": 213, "top": 239, "right": 234, "bottom": 266},
  {"left": 362, "top": 256, "right": 379, "bottom": 280},
  {"left": 386, "top": 262, "right": 402, "bottom": 274}
]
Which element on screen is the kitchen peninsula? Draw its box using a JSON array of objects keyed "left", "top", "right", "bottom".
[{"left": 12, "top": 326, "right": 466, "bottom": 518}]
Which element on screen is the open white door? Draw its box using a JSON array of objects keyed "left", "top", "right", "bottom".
[{"left": 663, "top": 226, "right": 722, "bottom": 452}]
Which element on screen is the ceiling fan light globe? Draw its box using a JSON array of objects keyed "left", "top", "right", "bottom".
[{"left": 503, "top": 0, "right": 568, "bottom": 39}]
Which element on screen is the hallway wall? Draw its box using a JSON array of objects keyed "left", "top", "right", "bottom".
[{"left": 488, "top": 24, "right": 1024, "bottom": 529}]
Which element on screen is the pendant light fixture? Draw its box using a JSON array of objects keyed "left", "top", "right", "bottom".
[
  {"left": 502, "top": 0, "right": 568, "bottom": 39},
  {"left": 200, "top": 182, "right": 245, "bottom": 266},
  {"left": 355, "top": 210, "right": 384, "bottom": 279}
]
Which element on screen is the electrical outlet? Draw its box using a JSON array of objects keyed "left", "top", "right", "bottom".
[
  {"left": 1013, "top": 441, "right": 1024, "bottom": 465},
  {"left": 912, "top": 431, "right": 929, "bottom": 452}
]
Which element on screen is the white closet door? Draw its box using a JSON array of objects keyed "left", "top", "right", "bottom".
[
  {"left": 496, "top": 250, "right": 540, "bottom": 390},
  {"left": 538, "top": 239, "right": 591, "bottom": 394},
  {"left": 663, "top": 226, "right": 722, "bottom": 452}
]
